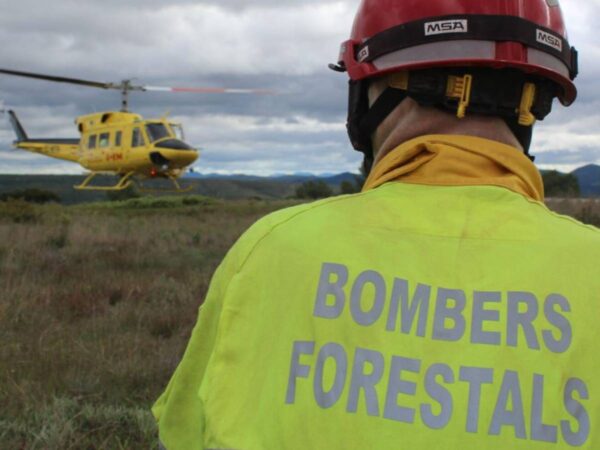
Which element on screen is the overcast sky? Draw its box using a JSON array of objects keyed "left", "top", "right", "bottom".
[{"left": 0, "top": 0, "right": 599, "bottom": 175}]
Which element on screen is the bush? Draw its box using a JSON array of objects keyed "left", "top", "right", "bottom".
[
  {"left": 295, "top": 180, "right": 334, "bottom": 199},
  {"left": 0, "top": 188, "right": 61, "bottom": 204},
  {"left": 106, "top": 185, "right": 141, "bottom": 202},
  {"left": 339, "top": 175, "right": 366, "bottom": 195},
  {"left": 340, "top": 180, "right": 358, "bottom": 195},
  {"left": 90, "top": 195, "right": 215, "bottom": 210},
  {"left": 542, "top": 171, "right": 580, "bottom": 197}
]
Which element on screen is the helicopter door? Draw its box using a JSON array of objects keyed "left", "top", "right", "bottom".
[
  {"left": 113, "top": 130, "right": 124, "bottom": 162},
  {"left": 130, "top": 126, "right": 148, "bottom": 169}
]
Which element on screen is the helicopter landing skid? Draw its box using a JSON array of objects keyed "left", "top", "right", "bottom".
[
  {"left": 135, "top": 176, "right": 195, "bottom": 194},
  {"left": 74, "top": 171, "right": 135, "bottom": 191}
]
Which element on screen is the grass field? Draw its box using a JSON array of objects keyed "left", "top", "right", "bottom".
[
  {"left": 0, "top": 196, "right": 300, "bottom": 449},
  {"left": 1, "top": 195, "right": 599, "bottom": 449}
]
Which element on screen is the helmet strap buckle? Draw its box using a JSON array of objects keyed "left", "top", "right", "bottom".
[
  {"left": 446, "top": 74, "right": 473, "bottom": 119},
  {"left": 517, "top": 83, "right": 537, "bottom": 126},
  {"left": 389, "top": 72, "right": 409, "bottom": 90}
]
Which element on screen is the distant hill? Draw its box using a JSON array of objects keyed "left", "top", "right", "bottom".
[
  {"left": 2, "top": 166, "right": 597, "bottom": 204},
  {"left": 572, "top": 164, "right": 600, "bottom": 197},
  {"left": 0, "top": 172, "right": 362, "bottom": 204},
  {"left": 187, "top": 172, "right": 360, "bottom": 184}
]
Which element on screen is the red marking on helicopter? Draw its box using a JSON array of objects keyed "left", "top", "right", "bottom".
[{"left": 106, "top": 153, "right": 123, "bottom": 161}]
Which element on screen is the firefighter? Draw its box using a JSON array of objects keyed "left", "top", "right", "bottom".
[{"left": 154, "top": 1, "right": 599, "bottom": 449}]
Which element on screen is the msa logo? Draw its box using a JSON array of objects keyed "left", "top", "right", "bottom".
[
  {"left": 425, "top": 20, "right": 468, "bottom": 36},
  {"left": 536, "top": 29, "right": 563, "bottom": 52},
  {"left": 357, "top": 46, "right": 370, "bottom": 62}
]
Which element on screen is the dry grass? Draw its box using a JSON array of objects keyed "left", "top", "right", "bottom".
[
  {"left": 0, "top": 197, "right": 299, "bottom": 449},
  {"left": 0, "top": 195, "right": 598, "bottom": 449},
  {"left": 545, "top": 197, "right": 600, "bottom": 227}
]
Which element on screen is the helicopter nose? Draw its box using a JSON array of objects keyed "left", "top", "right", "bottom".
[
  {"left": 174, "top": 150, "right": 198, "bottom": 165},
  {"left": 155, "top": 139, "right": 195, "bottom": 151},
  {"left": 152, "top": 139, "right": 199, "bottom": 165}
]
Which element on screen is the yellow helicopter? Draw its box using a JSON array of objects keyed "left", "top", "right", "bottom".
[{"left": 0, "top": 68, "right": 270, "bottom": 191}]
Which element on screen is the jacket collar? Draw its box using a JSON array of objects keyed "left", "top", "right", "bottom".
[{"left": 363, "top": 134, "right": 544, "bottom": 202}]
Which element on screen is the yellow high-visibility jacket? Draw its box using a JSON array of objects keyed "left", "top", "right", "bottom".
[{"left": 154, "top": 139, "right": 600, "bottom": 450}]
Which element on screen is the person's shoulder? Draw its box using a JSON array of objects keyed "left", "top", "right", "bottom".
[
  {"left": 246, "top": 191, "right": 371, "bottom": 240},
  {"left": 528, "top": 199, "right": 600, "bottom": 246},
  {"left": 225, "top": 192, "right": 371, "bottom": 269}
]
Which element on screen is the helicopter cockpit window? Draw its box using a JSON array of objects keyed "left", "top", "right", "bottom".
[
  {"left": 170, "top": 124, "right": 185, "bottom": 141},
  {"left": 132, "top": 128, "right": 145, "bottom": 147},
  {"left": 146, "top": 123, "right": 171, "bottom": 143},
  {"left": 99, "top": 133, "right": 110, "bottom": 148},
  {"left": 88, "top": 135, "right": 97, "bottom": 150}
]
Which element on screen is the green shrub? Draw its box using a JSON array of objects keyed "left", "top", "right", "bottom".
[
  {"left": 106, "top": 185, "right": 141, "bottom": 202},
  {"left": 83, "top": 195, "right": 215, "bottom": 211},
  {"left": 542, "top": 171, "right": 580, "bottom": 197},
  {"left": 182, "top": 196, "right": 209, "bottom": 206},
  {"left": 339, "top": 175, "right": 365, "bottom": 195},
  {"left": 118, "top": 195, "right": 214, "bottom": 209},
  {"left": 0, "top": 188, "right": 61, "bottom": 204},
  {"left": 295, "top": 180, "right": 334, "bottom": 199}
]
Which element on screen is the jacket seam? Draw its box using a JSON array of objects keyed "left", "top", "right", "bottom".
[
  {"left": 235, "top": 184, "right": 600, "bottom": 264},
  {"left": 380, "top": 181, "right": 600, "bottom": 236}
]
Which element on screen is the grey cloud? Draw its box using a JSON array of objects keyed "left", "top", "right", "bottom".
[
  {"left": 0, "top": 1, "right": 354, "bottom": 78},
  {"left": 536, "top": 148, "right": 600, "bottom": 166},
  {"left": 1, "top": 0, "right": 599, "bottom": 175},
  {"left": 0, "top": 72, "right": 348, "bottom": 133},
  {"left": 0, "top": 0, "right": 336, "bottom": 11}
]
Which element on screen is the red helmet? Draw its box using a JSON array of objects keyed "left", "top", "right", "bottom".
[{"left": 336, "top": 0, "right": 578, "bottom": 105}]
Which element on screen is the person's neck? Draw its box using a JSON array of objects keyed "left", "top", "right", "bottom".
[{"left": 372, "top": 101, "right": 524, "bottom": 167}]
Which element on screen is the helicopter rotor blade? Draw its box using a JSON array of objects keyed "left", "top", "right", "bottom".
[
  {"left": 144, "top": 85, "right": 275, "bottom": 95},
  {"left": 0, "top": 68, "right": 112, "bottom": 90},
  {"left": 0, "top": 69, "right": 274, "bottom": 95}
]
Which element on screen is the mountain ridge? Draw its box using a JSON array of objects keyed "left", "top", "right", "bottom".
[
  {"left": 571, "top": 164, "right": 600, "bottom": 196},
  {"left": 0, "top": 165, "right": 598, "bottom": 203}
]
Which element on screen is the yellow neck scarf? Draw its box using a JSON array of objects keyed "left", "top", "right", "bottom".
[{"left": 363, "top": 134, "right": 544, "bottom": 202}]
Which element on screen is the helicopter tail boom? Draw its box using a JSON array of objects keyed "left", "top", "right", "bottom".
[{"left": 3, "top": 109, "right": 79, "bottom": 162}]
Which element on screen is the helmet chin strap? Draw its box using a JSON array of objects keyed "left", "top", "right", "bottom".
[
  {"left": 504, "top": 118, "right": 534, "bottom": 161},
  {"left": 359, "top": 87, "right": 407, "bottom": 147}
]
